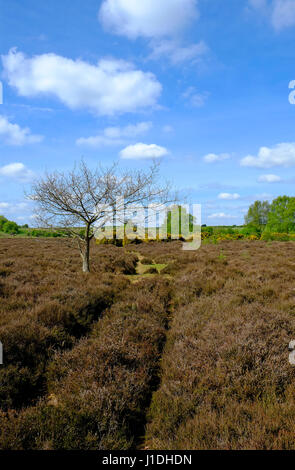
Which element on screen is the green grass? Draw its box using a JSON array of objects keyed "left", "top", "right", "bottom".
[
  {"left": 137, "top": 263, "right": 167, "bottom": 275},
  {"left": 0, "top": 230, "right": 56, "bottom": 239},
  {"left": 125, "top": 252, "right": 168, "bottom": 281},
  {"left": 0, "top": 231, "right": 28, "bottom": 238}
]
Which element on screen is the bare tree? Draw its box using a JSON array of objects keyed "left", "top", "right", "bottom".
[{"left": 28, "top": 160, "right": 172, "bottom": 273}]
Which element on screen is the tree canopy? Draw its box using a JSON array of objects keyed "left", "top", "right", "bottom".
[
  {"left": 245, "top": 196, "right": 295, "bottom": 233},
  {"left": 266, "top": 196, "right": 295, "bottom": 233},
  {"left": 244, "top": 200, "right": 270, "bottom": 227}
]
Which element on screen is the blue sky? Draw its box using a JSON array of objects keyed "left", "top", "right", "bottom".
[{"left": 1, "top": 0, "right": 295, "bottom": 225}]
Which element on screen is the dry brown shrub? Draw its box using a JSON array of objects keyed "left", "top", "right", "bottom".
[
  {"left": 146, "top": 241, "right": 295, "bottom": 450},
  {"left": 0, "top": 239, "right": 132, "bottom": 411},
  {"left": 0, "top": 274, "right": 172, "bottom": 449},
  {"left": 2, "top": 238, "right": 295, "bottom": 449}
]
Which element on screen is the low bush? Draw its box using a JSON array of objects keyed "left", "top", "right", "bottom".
[
  {"left": 30, "top": 229, "right": 64, "bottom": 238},
  {"left": 0, "top": 216, "right": 8, "bottom": 231},
  {"left": 240, "top": 225, "right": 262, "bottom": 237},
  {"left": 2, "top": 238, "right": 295, "bottom": 450},
  {"left": 146, "top": 241, "right": 295, "bottom": 450},
  {"left": 95, "top": 246, "right": 138, "bottom": 274},
  {"left": 260, "top": 232, "right": 290, "bottom": 242},
  {"left": 0, "top": 278, "right": 172, "bottom": 450},
  {"left": 141, "top": 257, "right": 154, "bottom": 265},
  {"left": 0, "top": 240, "right": 130, "bottom": 412},
  {"left": 2, "top": 221, "right": 19, "bottom": 235},
  {"left": 0, "top": 319, "right": 73, "bottom": 410}
]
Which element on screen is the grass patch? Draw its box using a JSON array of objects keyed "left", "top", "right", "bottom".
[{"left": 137, "top": 263, "right": 167, "bottom": 275}]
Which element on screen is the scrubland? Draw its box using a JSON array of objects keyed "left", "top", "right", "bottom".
[{"left": 0, "top": 238, "right": 295, "bottom": 449}]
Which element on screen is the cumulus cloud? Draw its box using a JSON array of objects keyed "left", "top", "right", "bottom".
[
  {"left": 77, "top": 121, "right": 152, "bottom": 147},
  {"left": 119, "top": 143, "right": 169, "bottom": 160},
  {"left": 249, "top": 0, "right": 295, "bottom": 30},
  {"left": 99, "top": 0, "right": 199, "bottom": 39},
  {"left": 241, "top": 143, "right": 295, "bottom": 168},
  {"left": 208, "top": 212, "right": 238, "bottom": 219},
  {"left": 2, "top": 49, "right": 162, "bottom": 116},
  {"left": 0, "top": 162, "right": 35, "bottom": 181},
  {"left": 203, "top": 153, "right": 231, "bottom": 163},
  {"left": 258, "top": 174, "right": 282, "bottom": 183},
  {"left": 218, "top": 193, "right": 241, "bottom": 200},
  {"left": 99, "top": 1, "right": 207, "bottom": 66},
  {"left": 0, "top": 115, "right": 43, "bottom": 146}
]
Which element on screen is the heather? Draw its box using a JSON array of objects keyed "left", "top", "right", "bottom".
[
  {"left": 145, "top": 241, "right": 295, "bottom": 450},
  {"left": 1, "top": 238, "right": 295, "bottom": 449}
]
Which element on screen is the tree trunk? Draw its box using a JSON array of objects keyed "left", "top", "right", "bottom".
[{"left": 82, "top": 237, "right": 90, "bottom": 273}]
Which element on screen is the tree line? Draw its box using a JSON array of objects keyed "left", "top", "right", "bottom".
[{"left": 245, "top": 196, "right": 295, "bottom": 233}]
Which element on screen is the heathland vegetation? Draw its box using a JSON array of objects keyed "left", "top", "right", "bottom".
[
  {"left": 2, "top": 178, "right": 295, "bottom": 449},
  {"left": 0, "top": 238, "right": 295, "bottom": 449}
]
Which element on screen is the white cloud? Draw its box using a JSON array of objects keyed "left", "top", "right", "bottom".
[
  {"left": 149, "top": 39, "right": 208, "bottom": 65},
  {"left": 2, "top": 49, "right": 162, "bottom": 116},
  {"left": 119, "top": 143, "right": 169, "bottom": 160},
  {"left": 249, "top": 0, "right": 295, "bottom": 30},
  {"left": 0, "top": 115, "right": 43, "bottom": 145},
  {"left": 218, "top": 193, "right": 241, "bottom": 200},
  {"left": 99, "top": 1, "right": 208, "bottom": 67},
  {"left": 0, "top": 200, "right": 34, "bottom": 223},
  {"left": 204, "top": 153, "right": 231, "bottom": 163},
  {"left": 208, "top": 212, "right": 238, "bottom": 219},
  {"left": 272, "top": 0, "right": 295, "bottom": 30},
  {"left": 99, "top": 0, "right": 199, "bottom": 39},
  {"left": 77, "top": 121, "right": 152, "bottom": 147},
  {"left": 182, "top": 87, "right": 209, "bottom": 107},
  {"left": 258, "top": 174, "right": 282, "bottom": 183},
  {"left": 241, "top": 142, "right": 295, "bottom": 168},
  {"left": 0, "top": 162, "right": 35, "bottom": 181}
]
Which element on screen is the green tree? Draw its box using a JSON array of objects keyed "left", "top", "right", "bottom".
[
  {"left": 0, "top": 216, "right": 8, "bottom": 231},
  {"left": 3, "top": 221, "right": 19, "bottom": 234},
  {"left": 244, "top": 200, "right": 270, "bottom": 227},
  {"left": 266, "top": 196, "right": 295, "bottom": 233}
]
